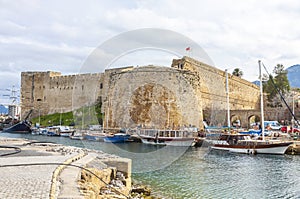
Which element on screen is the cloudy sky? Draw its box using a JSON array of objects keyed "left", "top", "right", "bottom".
[{"left": 1, "top": 0, "right": 300, "bottom": 104}]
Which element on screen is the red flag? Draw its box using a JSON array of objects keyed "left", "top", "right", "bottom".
[{"left": 186, "top": 47, "right": 190, "bottom": 51}]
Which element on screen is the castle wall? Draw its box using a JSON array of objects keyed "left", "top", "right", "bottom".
[
  {"left": 104, "top": 66, "right": 203, "bottom": 129},
  {"left": 21, "top": 57, "right": 261, "bottom": 128},
  {"left": 21, "top": 71, "right": 104, "bottom": 119},
  {"left": 172, "top": 57, "right": 260, "bottom": 126}
]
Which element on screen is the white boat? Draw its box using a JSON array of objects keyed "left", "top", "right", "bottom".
[
  {"left": 209, "top": 134, "right": 292, "bottom": 155},
  {"left": 39, "top": 128, "right": 48, "bottom": 135},
  {"left": 69, "top": 131, "right": 84, "bottom": 140},
  {"left": 57, "top": 126, "right": 75, "bottom": 137},
  {"left": 31, "top": 127, "right": 40, "bottom": 135},
  {"left": 138, "top": 129, "right": 195, "bottom": 146}
]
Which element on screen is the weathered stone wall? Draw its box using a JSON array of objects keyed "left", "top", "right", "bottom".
[
  {"left": 104, "top": 66, "right": 203, "bottom": 129},
  {"left": 21, "top": 56, "right": 261, "bottom": 128},
  {"left": 21, "top": 72, "right": 104, "bottom": 119},
  {"left": 172, "top": 57, "right": 260, "bottom": 126}
]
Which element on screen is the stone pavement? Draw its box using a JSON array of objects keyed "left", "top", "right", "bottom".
[
  {"left": 0, "top": 155, "right": 76, "bottom": 199},
  {"left": 0, "top": 137, "right": 85, "bottom": 199},
  {"left": 0, "top": 137, "right": 132, "bottom": 199}
]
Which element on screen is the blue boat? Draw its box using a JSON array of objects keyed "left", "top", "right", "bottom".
[
  {"left": 46, "top": 127, "right": 59, "bottom": 136},
  {"left": 83, "top": 132, "right": 106, "bottom": 141},
  {"left": 104, "top": 133, "right": 131, "bottom": 143}
]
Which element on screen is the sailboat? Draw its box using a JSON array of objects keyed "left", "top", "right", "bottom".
[{"left": 210, "top": 61, "right": 292, "bottom": 155}]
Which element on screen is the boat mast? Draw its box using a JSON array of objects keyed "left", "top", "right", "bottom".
[
  {"left": 60, "top": 108, "right": 62, "bottom": 126},
  {"left": 225, "top": 69, "right": 230, "bottom": 130},
  {"left": 258, "top": 60, "right": 265, "bottom": 141}
]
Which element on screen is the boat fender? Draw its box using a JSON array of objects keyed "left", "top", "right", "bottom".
[{"left": 247, "top": 149, "right": 257, "bottom": 155}]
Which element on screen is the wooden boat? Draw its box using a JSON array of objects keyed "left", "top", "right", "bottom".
[
  {"left": 104, "top": 133, "right": 131, "bottom": 143},
  {"left": 2, "top": 110, "right": 32, "bottom": 134},
  {"left": 3, "top": 120, "right": 32, "bottom": 133},
  {"left": 209, "top": 134, "right": 292, "bottom": 155},
  {"left": 137, "top": 129, "right": 195, "bottom": 146},
  {"left": 209, "top": 61, "right": 292, "bottom": 155}
]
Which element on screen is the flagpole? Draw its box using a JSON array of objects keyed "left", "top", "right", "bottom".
[{"left": 185, "top": 47, "right": 191, "bottom": 57}]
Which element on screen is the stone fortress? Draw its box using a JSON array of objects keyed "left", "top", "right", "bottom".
[{"left": 21, "top": 56, "right": 262, "bottom": 129}]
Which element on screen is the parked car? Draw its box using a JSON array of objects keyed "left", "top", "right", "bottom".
[
  {"left": 264, "top": 121, "right": 282, "bottom": 130},
  {"left": 280, "top": 126, "right": 300, "bottom": 133}
]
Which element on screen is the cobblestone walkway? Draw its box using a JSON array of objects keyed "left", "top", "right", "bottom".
[{"left": 0, "top": 155, "right": 75, "bottom": 199}]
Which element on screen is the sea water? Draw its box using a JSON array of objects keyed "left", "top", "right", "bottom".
[{"left": 1, "top": 132, "right": 300, "bottom": 199}]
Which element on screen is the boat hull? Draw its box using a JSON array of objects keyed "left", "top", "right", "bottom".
[
  {"left": 211, "top": 142, "right": 292, "bottom": 155},
  {"left": 104, "top": 134, "right": 130, "bottom": 143},
  {"left": 59, "top": 132, "right": 73, "bottom": 137},
  {"left": 140, "top": 136, "right": 194, "bottom": 147},
  {"left": 2, "top": 121, "right": 32, "bottom": 133},
  {"left": 84, "top": 134, "right": 105, "bottom": 141}
]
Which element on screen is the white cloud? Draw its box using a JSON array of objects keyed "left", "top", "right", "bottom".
[{"left": 0, "top": 0, "right": 300, "bottom": 104}]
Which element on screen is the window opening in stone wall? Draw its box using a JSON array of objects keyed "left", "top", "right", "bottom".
[
  {"left": 100, "top": 83, "right": 103, "bottom": 89},
  {"left": 82, "top": 85, "right": 84, "bottom": 90}
]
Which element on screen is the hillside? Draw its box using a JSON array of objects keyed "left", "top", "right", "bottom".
[
  {"left": 251, "top": 65, "right": 300, "bottom": 88},
  {"left": 287, "top": 64, "right": 300, "bottom": 88}
]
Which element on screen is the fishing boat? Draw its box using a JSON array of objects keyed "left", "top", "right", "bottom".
[
  {"left": 104, "top": 133, "right": 131, "bottom": 143},
  {"left": 209, "top": 134, "right": 292, "bottom": 154},
  {"left": 137, "top": 129, "right": 195, "bottom": 146}
]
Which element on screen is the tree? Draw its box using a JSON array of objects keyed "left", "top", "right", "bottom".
[
  {"left": 273, "top": 64, "right": 290, "bottom": 95},
  {"left": 232, "top": 68, "right": 243, "bottom": 78},
  {"left": 263, "top": 64, "right": 290, "bottom": 107}
]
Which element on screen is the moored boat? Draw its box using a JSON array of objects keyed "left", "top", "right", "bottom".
[
  {"left": 138, "top": 129, "right": 195, "bottom": 146},
  {"left": 70, "top": 131, "right": 84, "bottom": 140},
  {"left": 57, "top": 126, "right": 75, "bottom": 137},
  {"left": 104, "top": 133, "right": 131, "bottom": 143},
  {"left": 31, "top": 127, "right": 40, "bottom": 135},
  {"left": 3, "top": 120, "right": 32, "bottom": 133},
  {"left": 83, "top": 131, "right": 106, "bottom": 141},
  {"left": 209, "top": 134, "right": 292, "bottom": 155},
  {"left": 46, "top": 126, "right": 59, "bottom": 136},
  {"left": 2, "top": 110, "right": 33, "bottom": 134}
]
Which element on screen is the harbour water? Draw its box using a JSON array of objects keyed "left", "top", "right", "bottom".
[{"left": 1, "top": 132, "right": 300, "bottom": 198}]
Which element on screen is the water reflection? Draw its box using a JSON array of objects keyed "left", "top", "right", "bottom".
[{"left": 1, "top": 133, "right": 300, "bottom": 198}]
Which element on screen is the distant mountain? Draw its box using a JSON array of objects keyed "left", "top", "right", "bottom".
[
  {"left": 0, "top": 105, "right": 8, "bottom": 114},
  {"left": 251, "top": 65, "right": 300, "bottom": 88},
  {"left": 287, "top": 64, "right": 300, "bottom": 88},
  {"left": 252, "top": 80, "right": 260, "bottom": 86}
]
